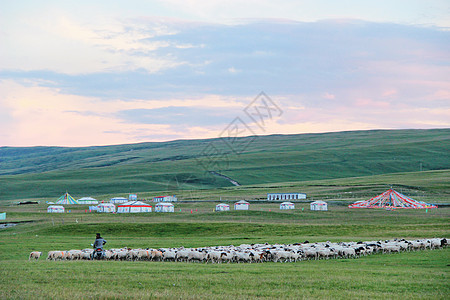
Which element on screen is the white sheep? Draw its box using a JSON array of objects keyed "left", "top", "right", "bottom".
[
  {"left": 162, "top": 250, "right": 177, "bottom": 262},
  {"left": 29, "top": 251, "right": 42, "bottom": 261},
  {"left": 206, "top": 251, "right": 222, "bottom": 263},
  {"left": 67, "top": 250, "right": 82, "bottom": 260}
]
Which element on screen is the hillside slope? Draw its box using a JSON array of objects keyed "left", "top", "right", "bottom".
[{"left": 0, "top": 129, "right": 449, "bottom": 200}]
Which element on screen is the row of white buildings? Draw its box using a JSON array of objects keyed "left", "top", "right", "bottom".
[
  {"left": 48, "top": 201, "right": 175, "bottom": 213},
  {"left": 55, "top": 192, "right": 308, "bottom": 205},
  {"left": 109, "top": 195, "right": 178, "bottom": 203},
  {"left": 52, "top": 193, "right": 178, "bottom": 206},
  {"left": 215, "top": 201, "right": 296, "bottom": 211},
  {"left": 216, "top": 200, "right": 327, "bottom": 211},
  {"left": 48, "top": 200, "right": 328, "bottom": 213},
  {"left": 48, "top": 192, "right": 328, "bottom": 213}
]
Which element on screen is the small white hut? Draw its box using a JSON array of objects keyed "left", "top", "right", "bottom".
[
  {"left": 215, "top": 203, "right": 230, "bottom": 211},
  {"left": 310, "top": 200, "right": 328, "bottom": 211},
  {"left": 280, "top": 202, "right": 295, "bottom": 210},
  {"left": 77, "top": 197, "right": 98, "bottom": 205},
  {"left": 47, "top": 205, "right": 65, "bottom": 213},
  {"left": 234, "top": 200, "right": 249, "bottom": 211},
  {"left": 110, "top": 197, "right": 128, "bottom": 204},
  {"left": 117, "top": 201, "right": 152, "bottom": 213},
  {"left": 155, "top": 202, "right": 174, "bottom": 213},
  {"left": 97, "top": 203, "right": 116, "bottom": 213}
]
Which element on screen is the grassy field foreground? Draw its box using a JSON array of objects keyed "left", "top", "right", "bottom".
[
  {"left": 0, "top": 249, "right": 448, "bottom": 299},
  {"left": 0, "top": 205, "right": 449, "bottom": 299}
]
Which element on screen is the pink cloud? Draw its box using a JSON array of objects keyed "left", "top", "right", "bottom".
[
  {"left": 431, "top": 90, "right": 450, "bottom": 100},
  {"left": 322, "top": 92, "right": 335, "bottom": 100},
  {"left": 354, "top": 98, "right": 390, "bottom": 109},
  {"left": 0, "top": 80, "right": 250, "bottom": 146},
  {"left": 382, "top": 89, "right": 397, "bottom": 97},
  {"left": 1, "top": 77, "right": 448, "bottom": 147}
]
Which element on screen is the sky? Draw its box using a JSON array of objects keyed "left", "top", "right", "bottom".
[{"left": 0, "top": 0, "right": 449, "bottom": 146}]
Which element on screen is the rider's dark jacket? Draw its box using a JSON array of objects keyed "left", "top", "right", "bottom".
[{"left": 93, "top": 237, "right": 107, "bottom": 249}]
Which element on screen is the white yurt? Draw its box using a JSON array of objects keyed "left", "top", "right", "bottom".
[
  {"left": 117, "top": 201, "right": 152, "bottom": 213},
  {"left": 110, "top": 197, "right": 128, "bottom": 204},
  {"left": 97, "top": 203, "right": 116, "bottom": 213},
  {"left": 215, "top": 203, "right": 230, "bottom": 211},
  {"left": 280, "top": 202, "right": 295, "bottom": 210},
  {"left": 310, "top": 200, "right": 328, "bottom": 211},
  {"left": 234, "top": 200, "right": 249, "bottom": 210},
  {"left": 155, "top": 202, "right": 174, "bottom": 213},
  {"left": 47, "top": 205, "right": 65, "bottom": 213},
  {"left": 77, "top": 197, "right": 99, "bottom": 205}
]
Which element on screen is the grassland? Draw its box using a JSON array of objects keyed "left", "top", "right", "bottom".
[
  {"left": 3, "top": 169, "right": 447, "bottom": 207},
  {"left": 0, "top": 129, "right": 449, "bottom": 299},
  {"left": 1, "top": 129, "right": 449, "bottom": 200},
  {"left": 0, "top": 202, "right": 449, "bottom": 299}
]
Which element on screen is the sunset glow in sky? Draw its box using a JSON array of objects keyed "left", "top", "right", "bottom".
[{"left": 1, "top": 0, "right": 449, "bottom": 146}]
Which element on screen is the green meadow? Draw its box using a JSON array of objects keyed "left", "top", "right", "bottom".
[
  {"left": 0, "top": 129, "right": 449, "bottom": 299},
  {"left": 0, "top": 129, "right": 449, "bottom": 200},
  {"left": 1, "top": 199, "right": 449, "bottom": 299}
]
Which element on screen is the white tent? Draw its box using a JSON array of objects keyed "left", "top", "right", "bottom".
[
  {"left": 310, "top": 201, "right": 328, "bottom": 211},
  {"left": 110, "top": 197, "right": 128, "bottom": 204},
  {"left": 280, "top": 202, "right": 295, "bottom": 210},
  {"left": 234, "top": 200, "right": 249, "bottom": 210},
  {"left": 155, "top": 202, "right": 174, "bottom": 213},
  {"left": 215, "top": 203, "right": 230, "bottom": 211},
  {"left": 97, "top": 203, "right": 116, "bottom": 213},
  {"left": 47, "top": 205, "right": 65, "bottom": 213},
  {"left": 117, "top": 201, "right": 152, "bottom": 213},
  {"left": 77, "top": 197, "right": 98, "bottom": 205}
]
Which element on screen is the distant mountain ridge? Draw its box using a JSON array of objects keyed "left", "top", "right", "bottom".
[{"left": 0, "top": 129, "right": 449, "bottom": 200}]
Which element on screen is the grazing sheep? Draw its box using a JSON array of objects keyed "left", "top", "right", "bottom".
[
  {"left": 67, "top": 250, "right": 82, "bottom": 260},
  {"left": 272, "top": 250, "right": 292, "bottom": 263},
  {"left": 29, "top": 251, "right": 42, "bottom": 261},
  {"left": 219, "top": 251, "right": 234, "bottom": 263},
  {"left": 176, "top": 250, "right": 190, "bottom": 262},
  {"left": 206, "top": 251, "right": 222, "bottom": 263},
  {"left": 47, "top": 251, "right": 71, "bottom": 261},
  {"left": 126, "top": 250, "right": 139, "bottom": 261},
  {"left": 81, "top": 250, "right": 93, "bottom": 260},
  {"left": 151, "top": 250, "right": 163, "bottom": 261},
  {"left": 162, "top": 250, "right": 177, "bottom": 262},
  {"left": 382, "top": 245, "right": 401, "bottom": 253},
  {"left": 303, "top": 248, "right": 319, "bottom": 260},
  {"left": 188, "top": 249, "right": 207, "bottom": 263},
  {"left": 115, "top": 250, "right": 129, "bottom": 261},
  {"left": 42, "top": 237, "right": 447, "bottom": 264},
  {"left": 136, "top": 250, "right": 151, "bottom": 261},
  {"left": 233, "top": 251, "right": 253, "bottom": 263},
  {"left": 341, "top": 248, "right": 356, "bottom": 259}
]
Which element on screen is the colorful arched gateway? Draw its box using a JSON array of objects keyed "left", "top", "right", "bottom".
[
  {"left": 348, "top": 189, "right": 437, "bottom": 209},
  {"left": 56, "top": 192, "right": 78, "bottom": 205}
]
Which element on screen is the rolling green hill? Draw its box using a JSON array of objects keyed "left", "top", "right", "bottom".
[{"left": 0, "top": 129, "right": 449, "bottom": 200}]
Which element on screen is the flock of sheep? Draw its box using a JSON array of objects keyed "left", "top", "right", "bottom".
[{"left": 30, "top": 237, "right": 447, "bottom": 263}]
